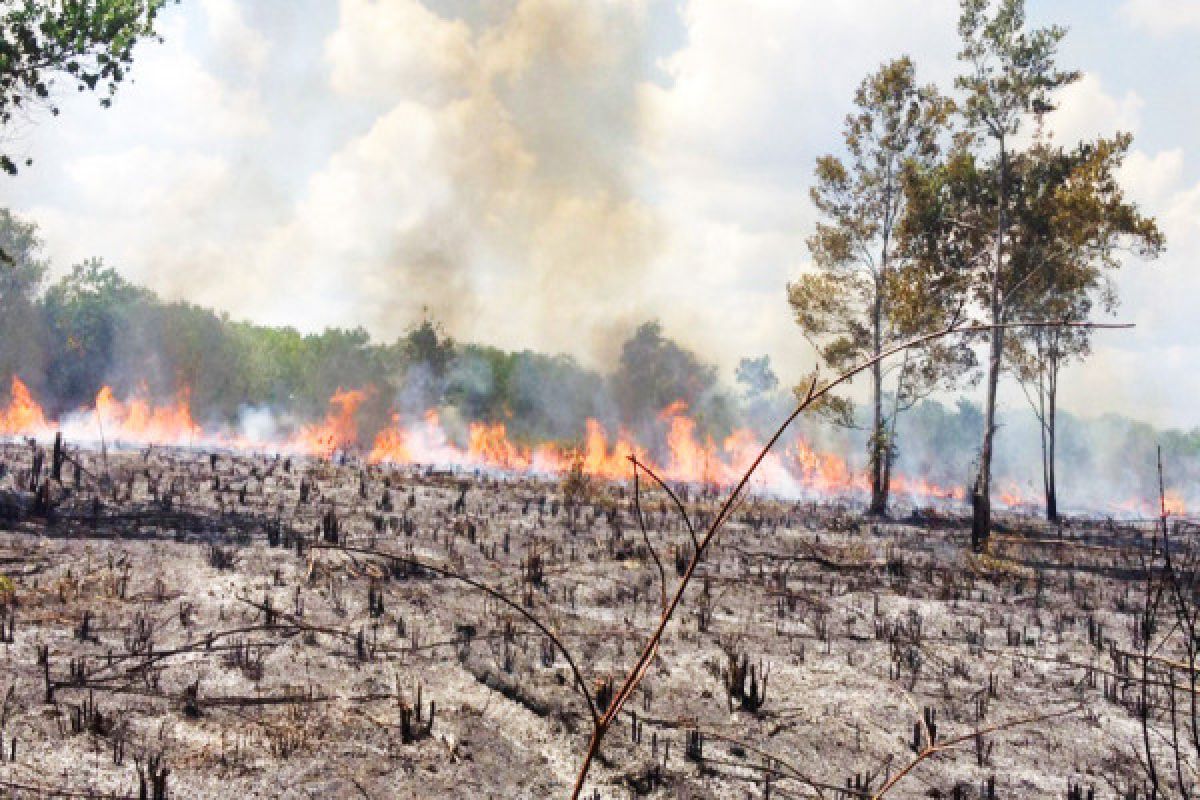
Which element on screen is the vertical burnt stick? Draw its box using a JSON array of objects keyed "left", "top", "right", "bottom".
[
  {"left": 75, "top": 609, "right": 94, "bottom": 643},
  {"left": 51, "top": 432, "right": 64, "bottom": 482},
  {"left": 367, "top": 581, "right": 385, "bottom": 618},
  {"left": 322, "top": 509, "right": 339, "bottom": 544},
  {"left": 36, "top": 644, "right": 53, "bottom": 703},
  {"left": 0, "top": 683, "right": 12, "bottom": 761},
  {"left": 722, "top": 644, "right": 769, "bottom": 713},
  {"left": 399, "top": 680, "right": 436, "bottom": 743},
  {"left": 0, "top": 603, "right": 14, "bottom": 644},
  {"left": 27, "top": 442, "right": 43, "bottom": 492},
  {"left": 684, "top": 728, "right": 704, "bottom": 762},
  {"left": 136, "top": 751, "right": 170, "bottom": 800}
]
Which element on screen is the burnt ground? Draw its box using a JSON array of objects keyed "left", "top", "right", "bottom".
[{"left": 0, "top": 438, "right": 1187, "bottom": 799}]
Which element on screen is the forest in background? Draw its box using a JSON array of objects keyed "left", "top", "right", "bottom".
[{"left": 1, "top": 207, "right": 1193, "bottom": 513}]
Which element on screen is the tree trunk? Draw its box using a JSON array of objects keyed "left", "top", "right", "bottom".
[
  {"left": 882, "top": 394, "right": 900, "bottom": 511},
  {"left": 1045, "top": 355, "right": 1059, "bottom": 523},
  {"left": 1037, "top": 360, "right": 1051, "bottom": 520},
  {"left": 972, "top": 142, "right": 1008, "bottom": 552},
  {"left": 869, "top": 171, "right": 900, "bottom": 517},
  {"left": 972, "top": 326, "right": 1002, "bottom": 550},
  {"left": 868, "top": 275, "right": 888, "bottom": 516}
]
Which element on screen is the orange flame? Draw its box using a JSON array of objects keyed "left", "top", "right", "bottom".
[
  {"left": 995, "top": 482, "right": 1028, "bottom": 510},
  {"left": 290, "top": 388, "right": 367, "bottom": 457},
  {"left": 0, "top": 377, "right": 55, "bottom": 437},
  {"left": 366, "top": 400, "right": 940, "bottom": 501},
  {"left": 92, "top": 384, "right": 200, "bottom": 446},
  {"left": 890, "top": 474, "right": 964, "bottom": 502},
  {"left": 5, "top": 374, "right": 1175, "bottom": 513}
]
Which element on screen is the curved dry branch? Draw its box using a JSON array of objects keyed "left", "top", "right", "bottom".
[
  {"left": 630, "top": 461, "right": 668, "bottom": 614},
  {"left": 569, "top": 318, "right": 1129, "bottom": 799},
  {"left": 871, "top": 704, "right": 1083, "bottom": 799},
  {"left": 630, "top": 455, "right": 699, "bottom": 549}
]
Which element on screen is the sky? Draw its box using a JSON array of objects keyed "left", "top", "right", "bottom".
[{"left": 2, "top": 0, "right": 1199, "bottom": 428}]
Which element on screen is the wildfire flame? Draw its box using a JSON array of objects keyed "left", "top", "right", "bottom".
[
  {"left": 0, "top": 377, "right": 55, "bottom": 437},
  {"left": 290, "top": 388, "right": 367, "bottom": 457},
  {"left": 93, "top": 384, "right": 200, "bottom": 446},
  {"left": 367, "top": 400, "right": 950, "bottom": 502},
  {"left": 1113, "top": 490, "right": 1188, "bottom": 517},
  {"left": 1, "top": 373, "right": 1180, "bottom": 513}
]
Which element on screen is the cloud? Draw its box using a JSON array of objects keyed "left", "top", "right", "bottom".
[
  {"left": 1119, "top": 0, "right": 1200, "bottom": 35},
  {"left": 638, "top": 0, "right": 959, "bottom": 383},
  {"left": 238, "top": 100, "right": 457, "bottom": 331},
  {"left": 27, "top": 147, "right": 241, "bottom": 289},
  {"left": 200, "top": 0, "right": 271, "bottom": 75},
  {"left": 325, "top": 0, "right": 472, "bottom": 103},
  {"left": 93, "top": 14, "right": 269, "bottom": 142},
  {"left": 305, "top": 0, "right": 662, "bottom": 356},
  {"left": 1119, "top": 148, "right": 1185, "bottom": 205},
  {"left": 11, "top": 7, "right": 274, "bottom": 295},
  {"left": 1113, "top": 149, "right": 1200, "bottom": 337},
  {"left": 1044, "top": 74, "right": 1142, "bottom": 144},
  {"left": 643, "top": 1, "right": 958, "bottom": 180},
  {"left": 1077, "top": 146, "right": 1200, "bottom": 427}
]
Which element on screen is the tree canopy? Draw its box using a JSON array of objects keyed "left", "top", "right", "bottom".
[
  {"left": 0, "top": 0, "right": 173, "bottom": 174},
  {"left": 790, "top": 56, "right": 968, "bottom": 513}
]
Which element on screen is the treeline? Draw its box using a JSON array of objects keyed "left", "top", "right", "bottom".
[
  {"left": 893, "top": 399, "right": 1200, "bottom": 514},
  {"left": 3, "top": 202, "right": 1196, "bottom": 511},
  {"left": 0, "top": 209, "right": 750, "bottom": 447}
]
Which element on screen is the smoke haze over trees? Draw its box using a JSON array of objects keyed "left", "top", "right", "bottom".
[{"left": 0, "top": 206, "right": 1192, "bottom": 514}]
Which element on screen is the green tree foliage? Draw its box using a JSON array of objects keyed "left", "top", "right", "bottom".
[
  {"left": 789, "top": 56, "right": 966, "bottom": 515},
  {"left": 0, "top": 0, "right": 175, "bottom": 174},
  {"left": 0, "top": 207, "right": 47, "bottom": 383},
  {"left": 903, "top": 0, "right": 1161, "bottom": 541},
  {"left": 1004, "top": 135, "right": 1162, "bottom": 520},
  {"left": 507, "top": 352, "right": 609, "bottom": 441},
  {"left": 402, "top": 319, "right": 455, "bottom": 379},
  {"left": 949, "top": 0, "right": 1079, "bottom": 549},
  {"left": 393, "top": 318, "right": 457, "bottom": 414},
  {"left": 29, "top": 254, "right": 400, "bottom": 421},
  {"left": 735, "top": 356, "right": 778, "bottom": 399},
  {"left": 446, "top": 346, "right": 610, "bottom": 442},
  {"left": 0, "top": 207, "right": 44, "bottom": 284},
  {"left": 610, "top": 320, "right": 727, "bottom": 430},
  {"left": 1, "top": 211, "right": 740, "bottom": 445},
  {"left": 40, "top": 257, "right": 153, "bottom": 410},
  {"left": 892, "top": 397, "right": 984, "bottom": 491}
]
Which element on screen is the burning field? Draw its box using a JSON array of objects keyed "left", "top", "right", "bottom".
[
  {"left": 3, "top": 0, "right": 1198, "bottom": 796},
  {"left": 0, "top": 375, "right": 1061, "bottom": 513},
  {"left": 0, "top": 432, "right": 1193, "bottom": 799}
]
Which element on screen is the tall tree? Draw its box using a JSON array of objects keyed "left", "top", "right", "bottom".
[
  {"left": 0, "top": 208, "right": 47, "bottom": 385},
  {"left": 1005, "top": 134, "right": 1162, "bottom": 521},
  {"left": 0, "top": 0, "right": 174, "bottom": 175},
  {"left": 789, "top": 56, "right": 964, "bottom": 516},
  {"left": 610, "top": 320, "right": 722, "bottom": 427},
  {"left": 953, "top": 0, "right": 1079, "bottom": 550},
  {"left": 39, "top": 257, "right": 154, "bottom": 410},
  {"left": 0, "top": 207, "right": 45, "bottom": 302}
]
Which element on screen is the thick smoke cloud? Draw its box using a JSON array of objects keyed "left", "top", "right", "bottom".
[{"left": 314, "top": 0, "right": 662, "bottom": 355}]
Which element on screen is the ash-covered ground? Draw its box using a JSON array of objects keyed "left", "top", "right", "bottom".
[{"left": 0, "top": 439, "right": 1185, "bottom": 799}]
